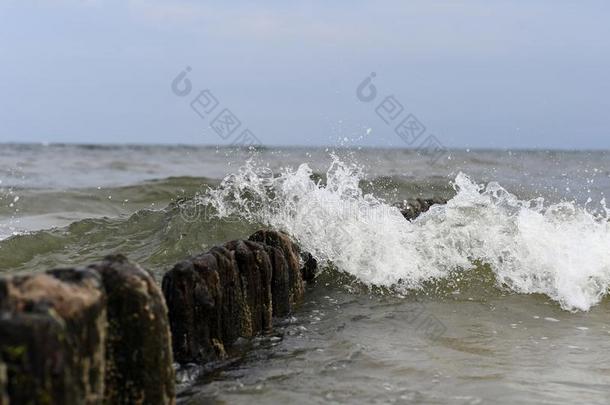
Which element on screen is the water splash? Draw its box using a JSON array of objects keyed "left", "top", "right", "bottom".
[{"left": 204, "top": 156, "right": 610, "bottom": 311}]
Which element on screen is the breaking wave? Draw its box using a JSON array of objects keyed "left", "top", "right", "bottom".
[{"left": 204, "top": 156, "right": 610, "bottom": 311}]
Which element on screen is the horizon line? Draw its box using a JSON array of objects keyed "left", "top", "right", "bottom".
[{"left": 1, "top": 141, "right": 609, "bottom": 153}]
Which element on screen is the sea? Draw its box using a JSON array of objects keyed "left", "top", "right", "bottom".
[{"left": 1, "top": 143, "right": 610, "bottom": 404}]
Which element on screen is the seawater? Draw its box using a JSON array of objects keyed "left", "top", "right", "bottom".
[{"left": 1, "top": 144, "right": 610, "bottom": 404}]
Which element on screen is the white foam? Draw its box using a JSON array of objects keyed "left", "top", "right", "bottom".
[{"left": 204, "top": 156, "right": 610, "bottom": 312}]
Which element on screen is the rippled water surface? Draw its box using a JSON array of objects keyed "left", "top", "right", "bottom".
[
  {"left": 180, "top": 284, "right": 610, "bottom": 404},
  {"left": 1, "top": 144, "right": 610, "bottom": 404}
]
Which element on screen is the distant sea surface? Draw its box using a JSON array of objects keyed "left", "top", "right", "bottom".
[{"left": 1, "top": 143, "right": 610, "bottom": 404}]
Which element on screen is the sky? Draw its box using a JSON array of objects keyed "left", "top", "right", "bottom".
[{"left": 1, "top": 0, "right": 610, "bottom": 149}]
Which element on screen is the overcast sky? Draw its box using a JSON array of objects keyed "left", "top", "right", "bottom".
[{"left": 1, "top": 0, "right": 610, "bottom": 149}]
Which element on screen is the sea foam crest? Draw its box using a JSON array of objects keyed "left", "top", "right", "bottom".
[{"left": 204, "top": 156, "right": 610, "bottom": 311}]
